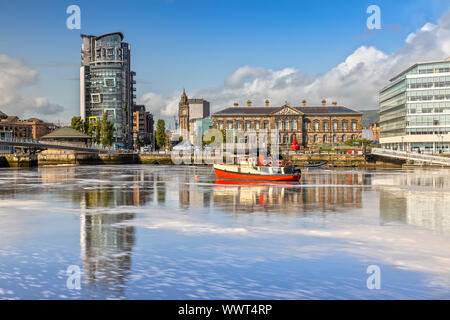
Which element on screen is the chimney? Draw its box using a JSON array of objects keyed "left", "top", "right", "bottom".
[
  {"left": 247, "top": 100, "right": 252, "bottom": 107},
  {"left": 322, "top": 99, "right": 326, "bottom": 106},
  {"left": 265, "top": 99, "right": 270, "bottom": 107},
  {"left": 332, "top": 101, "right": 337, "bottom": 106},
  {"left": 234, "top": 102, "right": 239, "bottom": 107},
  {"left": 302, "top": 99, "right": 307, "bottom": 107}
]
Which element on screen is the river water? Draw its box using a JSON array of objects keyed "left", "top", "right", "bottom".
[{"left": 0, "top": 165, "right": 449, "bottom": 299}]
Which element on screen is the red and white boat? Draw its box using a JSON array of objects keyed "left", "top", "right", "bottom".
[{"left": 213, "top": 156, "right": 301, "bottom": 182}]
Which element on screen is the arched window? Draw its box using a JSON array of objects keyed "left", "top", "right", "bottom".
[
  {"left": 323, "top": 121, "right": 329, "bottom": 131},
  {"left": 333, "top": 121, "right": 338, "bottom": 131},
  {"left": 342, "top": 120, "right": 348, "bottom": 131},
  {"left": 304, "top": 121, "right": 309, "bottom": 130},
  {"left": 351, "top": 134, "right": 356, "bottom": 140},
  {"left": 290, "top": 134, "right": 295, "bottom": 143},
  {"left": 323, "top": 135, "right": 328, "bottom": 143},
  {"left": 314, "top": 135, "right": 318, "bottom": 143},
  {"left": 352, "top": 121, "right": 357, "bottom": 131},
  {"left": 342, "top": 135, "right": 347, "bottom": 142},
  {"left": 333, "top": 134, "right": 337, "bottom": 143},
  {"left": 314, "top": 121, "right": 319, "bottom": 131}
]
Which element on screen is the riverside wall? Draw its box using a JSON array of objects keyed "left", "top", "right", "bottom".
[{"left": 0, "top": 152, "right": 404, "bottom": 168}]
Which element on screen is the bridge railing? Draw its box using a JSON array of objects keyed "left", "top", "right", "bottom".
[
  {"left": 371, "top": 148, "right": 450, "bottom": 164},
  {"left": 0, "top": 137, "right": 111, "bottom": 152}
]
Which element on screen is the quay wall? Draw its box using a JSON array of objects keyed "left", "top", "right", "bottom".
[{"left": 0, "top": 152, "right": 404, "bottom": 168}]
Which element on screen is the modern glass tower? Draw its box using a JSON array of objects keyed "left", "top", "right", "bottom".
[
  {"left": 380, "top": 58, "right": 450, "bottom": 153},
  {"left": 80, "top": 32, "right": 136, "bottom": 148}
]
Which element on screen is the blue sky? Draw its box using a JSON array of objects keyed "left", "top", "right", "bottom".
[{"left": 1, "top": 0, "right": 450, "bottom": 123}]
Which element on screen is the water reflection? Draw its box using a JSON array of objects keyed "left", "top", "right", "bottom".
[
  {"left": 374, "top": 169, "right": 450, "bottom": 234},
  {"left": 0, "top": 165, "right": 449, "bottom": 299}
]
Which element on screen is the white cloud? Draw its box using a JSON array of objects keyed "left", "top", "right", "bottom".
[
  {"left": 140, "top": 12, "right": 450, "bottom": 117},
  {"left": 0, "top": 54, "right": 63, "bottom": 119}
]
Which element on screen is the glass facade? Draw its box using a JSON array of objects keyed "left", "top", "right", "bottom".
[
  {"left": 379, "top": 60, "right": 450, "bottom": 153},
  {"left": 80, "top": 33, "right": 135, "bottom": 148}
]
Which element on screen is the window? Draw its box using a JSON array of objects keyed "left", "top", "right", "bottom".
[
  {"left": 218, "top": 121, "right": 223, "bottom": 130},
  {"left": 285, "top": 120, "right": 290, "bottom": 130},
  {"left": 283, "top": 134, "right": 289, "bottom": 144},
  {"left": 246, "top": 122, "right": 251, "bottom": 130},
  {"left": 323, "top": 121, "right": 329, "bottom": 131},
  {"left": 314, "top": 121, "right": 319, "bottom": 131},
  {"left": 304, "top": 122, "right": 309, "bottom": 130},
  {"left": 237, "top": 122, "right": 242, "bottom": 130},
  {"left": 264, "top": 121, "right": 269, "bottom": 129},
  {"left": 351, "top": 121, "right": 357, "bottom": 130},
  {"left": 255, "top": 121, "right": 260, "bottom": 130},
  {"left": 333, "top": 135, "right": 337, "bottom": 143},
  {"left": 277, "top": 120, "right": 282, "bottom": 130},
  {"left": 333, "top": 121, "right": 338, "bottom": 130},
  {"left": 227, "top": 122, "right": 233, "bottom": 130},
  {"left": 292, "top": 119, "right": 297, "bottom": 130},
  {"left": 314, "top": 135, "right": 318, "bottom": 143},
  {"left": 91, "top": 93, "right": 101, "bottom": 103},
  {"left": 104, "top": 78, "right": 116, "bottom": 87},
  {"left": 323, "top": 135, "right": 328, "bottom": 143},
  {"left": 351, "top": 135, "right": 356, "bottom": 140},
  {"left": 342, "top": 121, "right": 348, "bottom": 131},
  {"left": 342, "top": 135, "right": 347, "bottom": 142}
]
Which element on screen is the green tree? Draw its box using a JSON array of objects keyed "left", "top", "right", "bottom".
[
  {"left": 100, "top": 112, "right": 114, "bottom": 148},
  {"left": 71, "top": 116, "right": 83, "bottom": 132},
  {"left": 71, "top": 116, "right": 89, "bottom": 134},
  {"left": 155, "top": 119, "right": 166, "bottom": 150}
]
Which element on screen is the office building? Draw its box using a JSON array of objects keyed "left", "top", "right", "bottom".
[
  {"left": 80, "top": 32, "right": 136, "bottom": 148},
  {"left": 379, "top": 58, "right": 450, "bottom": 153},
  {"left": 132, "top": 104, "right": 154, "bottom": 146}
]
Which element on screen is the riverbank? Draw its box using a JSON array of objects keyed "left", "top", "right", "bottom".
[{"left": 0, "top": 152, "right": 406, "bottom": 168}]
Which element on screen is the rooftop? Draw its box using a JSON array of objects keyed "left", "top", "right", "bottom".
[
  {"left": 213, "top": 105, "right": 361, "bottom": 116},
  {"left": 40, "top": 127, "right": 91, "bottom": 140}
]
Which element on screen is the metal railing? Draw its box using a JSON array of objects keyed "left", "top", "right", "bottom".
[
  {"left": 371, "top": 148, "right": 450, "bottom": 166},
  {"left": 0, "top": 137, "right": 110, "bottom": 153}
]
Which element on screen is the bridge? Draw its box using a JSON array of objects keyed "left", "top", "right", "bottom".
[
  {"left": 0, "top": 138, "right": 109, "bottom": 154},
  {"left": 371, "top": 148, "right": 450, "bottom": 166}
]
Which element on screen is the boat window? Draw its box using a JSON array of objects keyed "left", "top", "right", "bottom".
[{"left": 260, "top": 167, "right": 271, "bottom": 174}]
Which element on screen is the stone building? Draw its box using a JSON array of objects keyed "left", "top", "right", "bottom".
[
  {"left": 0, "top": 112, "right": 55, "bottom": 140},
  {"left": 211, "top": 100, "right": 362, "bottom": 150},
  {"left": 178, "top": 89, "right": 210, "bottom": 141}
]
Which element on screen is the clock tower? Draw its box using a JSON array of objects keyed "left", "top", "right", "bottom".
[{"left": 178, "top": 89, "right": 190, "bottom": 140}]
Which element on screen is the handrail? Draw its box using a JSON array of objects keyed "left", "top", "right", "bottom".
[{"left": 371, "top": 148, "right": 450, "bottom": 165}]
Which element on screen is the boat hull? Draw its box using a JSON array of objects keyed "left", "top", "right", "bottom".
[{"left": 214, "top": 167, "right": 301, "bottom": 182}]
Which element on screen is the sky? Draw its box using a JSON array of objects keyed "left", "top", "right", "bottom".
[{"left": 1, "top": 0, "right": 450, "bottom": 126}]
